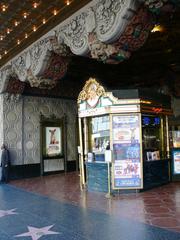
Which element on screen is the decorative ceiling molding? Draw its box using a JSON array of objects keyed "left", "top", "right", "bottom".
[
  {"left": 95, "top": 0, "right": 140, "bottom": 43},
  {"left": 0, "top": 0, "right": 178, "bottom": 93}
]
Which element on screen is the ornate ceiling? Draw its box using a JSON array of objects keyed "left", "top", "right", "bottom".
[
  {"left": 0, "top": 0, "right": 91, "bottom": 65},
  {"left": 0, "top": 0, "right": 180, "bottom": 99}
]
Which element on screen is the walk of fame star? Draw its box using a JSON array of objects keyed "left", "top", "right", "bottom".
[
  {"left": 15, "top": 224, "right": 60, "bottom": 240},
  {"left": 0, "top": 208, "right": 18, "bottom": 218}
]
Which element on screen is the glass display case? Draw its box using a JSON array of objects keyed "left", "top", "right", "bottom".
[
  {"left": 89, "top": 115, "right": 110, "bottom": 161},
  {"left": 142, "top": 115, "right": 164, "bottom": 161}
]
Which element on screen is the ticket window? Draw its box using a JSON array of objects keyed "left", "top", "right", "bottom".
[
  {"left": 142, "top": 115, "right": 165, "bottom": 161},
  {"left": 88, "top": 115, "right": 110, "bottom": 161}
]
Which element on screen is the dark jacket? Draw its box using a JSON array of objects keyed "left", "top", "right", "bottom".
[{"left": 1, "top": 149, "right": 10, "bottom": 168}]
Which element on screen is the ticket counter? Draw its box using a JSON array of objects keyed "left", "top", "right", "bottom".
[{"left": 78, "top": 78, "right": 172, "bottom": 193}]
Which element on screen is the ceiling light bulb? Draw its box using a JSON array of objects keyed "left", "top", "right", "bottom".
[
  {"left": 2, "top": 5, "right": 7, "bottom": 12},
  {"left": 23, "top": 12, "right": 28, "bottom": 18},
  {"left": 25, "top": 33, "right": 28, "bottom": 38},
  {"left": 14, "top": 20, "right": 19, "bottom": 26},
  {"left": 42, "top": 18, "right": 46, "bottom": 24},
  {"left": 53, "top": 9, "right": 57, "bottom": 15},
  {"left": 17, "top": 39, "right": 20, "bottom": 45},
  {"left": 33, "top": 25, "right": 37, "bottom": 32},
  {"left": 33, "top": 2, "right": 38, "bottom": 8},
  {"left": 4, "top": 50, "right": 7, "bottom": 54},
  {"left": 0, "top": 35, "right": 3, "bottom": 41},
  {"left": 7, "top": 28, "right": 10, "bottom": 34},
  {"left": 151, "top": 24, "right": 164, "bottom": 33},
  {"left": 66, "top": 1, "right": 70, "bottom": 5}
]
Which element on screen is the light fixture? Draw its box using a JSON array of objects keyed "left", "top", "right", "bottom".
[
  {"left": 23, "top": 12, "right": 28, "bottom": 18},
  {"left": 66, "top": 0, "right": 70, "bottom": 5},
  {"left": 1, "top": 4, "right": 8, "bottom": 12},
  {"left": 53, "top": 9, "right": 57, "bottom": 15},
  {"left": 42, "top": 18, "right": 46, "bottom": 24},
  {"left": 0, "top": 35, "right": 4, "bottom": 41},
  {"left": 4, "top": 50, "right": 7, "bottom": 54},
  {"left": 25, "top": 33, "right": 28, "bottom": 38},
  {"left": 33, "top": 25, "right": 37, "bottom": 32},
  {"left": 6, "top": 28, "right": 11, "bottom": 34},
  {"left": 33, "top": 2, "right": 38, "bottom": 8},
  {"left": 14, "top": 20, "right": 19, "bottom": 26},
  {"left": 151, "top": 24, "right": 164, "bottom": 33},
  {"left": 17, "top": 39, "right": 20, "bottom": 45}
]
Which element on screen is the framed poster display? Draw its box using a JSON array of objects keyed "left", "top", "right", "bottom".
[
  {"left": 172, "top": 148, "right": 180, "bottom": 175},
  {"left": 45, "top": 127, "right": 62, "bottom": 157},
  {"left": 40, "top": 115, "right": 66, "bottom": 175},
  {"left": 111, "top": 114, "right": 143, "bottom": 189}
]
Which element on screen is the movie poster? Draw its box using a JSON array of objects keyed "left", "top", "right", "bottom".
[
  {"left": 173, "top": 149, "right": 180, "bottom": 174},
  {"left": 45, "top": 127, "right": 62, "bottom": 157},
  {"left": 112, "top": 114, "right": 142, "bottom": 189}
]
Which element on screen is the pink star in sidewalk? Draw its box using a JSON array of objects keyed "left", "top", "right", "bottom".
[
  {"left": 0, "top": 208, "right": 18, "bottom": 218},
  {"left": 15, "top": 224, "right": 60, "bottom": 240}
]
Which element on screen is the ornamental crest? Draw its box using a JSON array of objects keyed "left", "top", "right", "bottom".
[{"left": 78, "top": 78, "right": 105, "bottom": 107}]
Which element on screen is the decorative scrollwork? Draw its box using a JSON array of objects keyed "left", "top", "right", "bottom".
[
  {"left": 60, "top": 12, "right": 89, "bottom": 55},
  {"left": 78, "top": 78, "right": 105, "bottom": 103}
]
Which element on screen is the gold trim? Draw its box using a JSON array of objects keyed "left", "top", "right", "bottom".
[{"left": 78, "top": 78, "right": 105, "bottom": 103}]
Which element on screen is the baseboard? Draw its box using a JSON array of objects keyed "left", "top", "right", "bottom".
[
  {"left": 9, "top": 161, "right": 77, "bottom": 180},
  {"left": 10, "top": 164, "right": 41, "bottom": 180}
]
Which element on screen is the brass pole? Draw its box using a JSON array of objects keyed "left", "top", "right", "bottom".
[
  {"left": 166, "top": 116, "right": 170, "bottom": 158},
  {"left": 78, "top": 117, "right": 85, "bottom": 188}
]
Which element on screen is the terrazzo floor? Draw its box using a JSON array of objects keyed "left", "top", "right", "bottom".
[{"left": 1, "top": 172, "right": 179, "bottom": 239}]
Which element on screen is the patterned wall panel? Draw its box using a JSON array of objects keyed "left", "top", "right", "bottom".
[
  {"left": 23, "top": 96, "right": 77, "bottom": 164},
  {"left": 0, "top": 96, "right": 4, "bottom": 146},
  {"left": 2, "top": 94, "right": 77, "bottom": 166},
  {"left": 3, "top": 96, "right": 23, "bottom": 165}
]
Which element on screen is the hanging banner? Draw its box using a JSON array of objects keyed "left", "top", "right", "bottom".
[{"left": 111, "top": 114, "right": 143, "bottom": 189}]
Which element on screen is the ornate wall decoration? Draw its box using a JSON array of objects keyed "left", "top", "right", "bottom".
[
  {"left": 95, "top": 0, "right": 140, "bottom": 42},
  {"left": 88, "top": 32, "right": 131, "bottom": 63},
  {"left": 78, "top": 78, "right": 105, "bottom": 103},
  {"left": 26, "top": 69, "right": 57, "bottom": 89},
  {"left": 60, "top": 12, "right": 89, "bottom": 56},
  {"left": 12, "top": 54, "right": 28, "bottom": 82},
  {"left": 114, "top": 7, "right": 153, "bottom": 52},
  {"left": 0, "top": 65, "right": 14, "bottom": 93},
  {"left": 42, "top": 52, "right": 69, "bottom": 82},
  {"left": 6, "top": 78, "right": 25, "bottom": 95},
  {"left": 0, "top": 0, "right": 179, "bottom": 90}
]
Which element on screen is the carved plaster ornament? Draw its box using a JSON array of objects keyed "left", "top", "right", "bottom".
[
  {"left": 0, "top": 65, "right": 14, "bottom": 93},
  {"left": 55, "top": 33, "right": 72, "bottom": 56},
  {"left": 86, "top": 7, "right": 96, "bottom": 33},
  {"left": 78, "top": 78, "right": 105, "bottom": 104},
  {"left": 12, "top": 54, "right": 27, "bottom": 82},
  {"left": 95, "top": 0, "right": 140, "bottom": 42},
  {"left": 3, "top": 92, "right": 21, "bottom": 103},
  {"left": 88, "top": 32, "right": 130, "bottom": 63},
  {"left": 144, "top": 0, "right": 168, "bottom": 13},
  {"left": 27, "top": 69, "right": 57, "bottom": 89},
  {"left": 60, "top": 12, "right": 89, "bottom": 55}
]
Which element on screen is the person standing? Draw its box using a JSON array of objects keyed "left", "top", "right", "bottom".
[{"left": 0, "top": 144, "right": 10, "bottom": 183}]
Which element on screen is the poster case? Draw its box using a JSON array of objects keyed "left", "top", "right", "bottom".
[
  {"left": 40, "top": 115, "right": 65, "bottom": 175},
  {"left": 111, "top": 114, "right": 143, "bottom": 189},
  {"left": 172, "top": 148, "right": 180, "bottom": 175},
  {"left": 45, "top": 127, "right": 62, "bottom": 157}
]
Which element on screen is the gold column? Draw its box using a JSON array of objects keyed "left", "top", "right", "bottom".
[
  {"left": 78, "top": 117, "right": 85, "bottom": 188},
  {"left": 166, "top": 115, "right": 170, "bottom": 158}
]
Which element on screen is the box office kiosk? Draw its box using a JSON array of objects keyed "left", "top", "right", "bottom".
[{"left": 78, "top": 78, "right": 172, "bottom": 192}]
